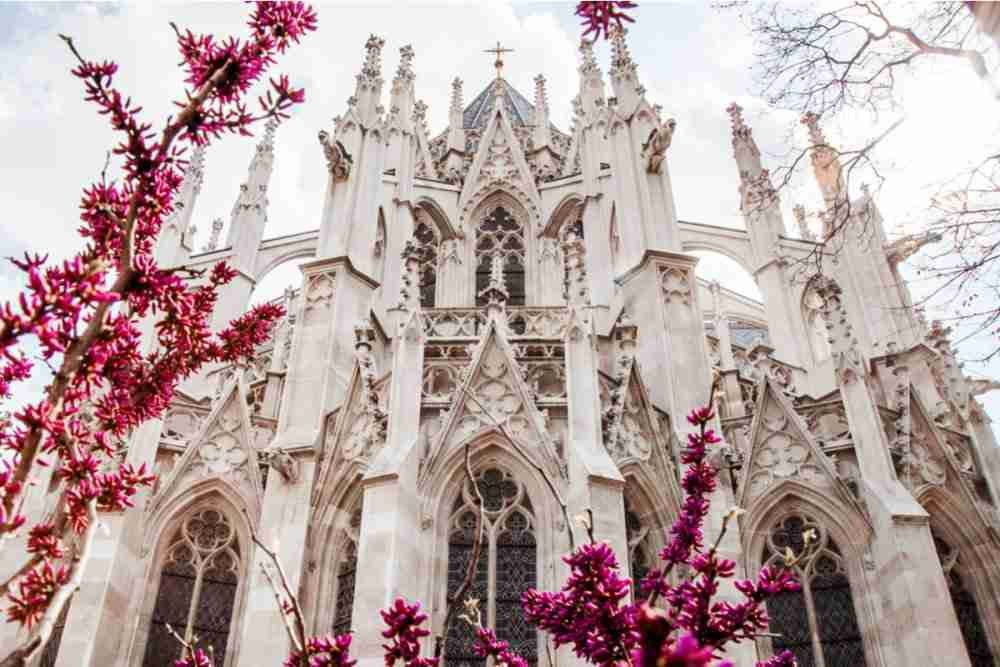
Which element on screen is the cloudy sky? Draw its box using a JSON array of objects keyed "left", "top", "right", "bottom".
[{"left": 0, "top": 1, "right": 998, "bottom": 427}]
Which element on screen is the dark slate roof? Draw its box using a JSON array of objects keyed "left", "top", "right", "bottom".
[{"left": 463, "top": 77, "right": 537, "bottom": 129}]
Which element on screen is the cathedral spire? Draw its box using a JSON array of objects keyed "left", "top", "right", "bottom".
[
  {"left": 608, "top": 26, "right": 641, "bottom": 110},
  {"left": 444, "top": 77, "right": 466, "bottom": 182},
  {"left": 389, "top": 44, "right": 416, "bottom": 127},
  {"left": 157, "top": 144, "right": 205, "bottom": 265},
  {"left": 226, "top": 118, "right": 276, "bottom": 270},
  {"left": 353, "top": 34, "right": 386, "bottom": 127},
  {"left": 577, "top": 39, "right": 606, "bottom": 116}
]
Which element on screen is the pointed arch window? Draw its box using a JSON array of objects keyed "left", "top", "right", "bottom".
[
  {"left": 762, "top": 514, "right": 866, "bottom": 666},
  {"left": 802, "top": 285, "right": 831, "bottom": 364},
  {"left": 143, "top": 508, "right": 241, "bottom": 666},
  {"left": 332, "top": 502, "right": 363, "bottom": 636},
  {"left": 374, "top": 209, "right": 387, "bottom": 283},
  {"left": 476, "top": 205, "right": 525, "bottom": 306},
  {"left": 445, "top": 466, "right": 537, "bottom": 666},
  {"left": 623, "top": 496, "right": 653, "bottom": 586},
  {"left": 414, "top": 215, "right": 441, "bottom": 308},
  {"left": 934, "top": 535, "right": 996, "bottom": 666}
]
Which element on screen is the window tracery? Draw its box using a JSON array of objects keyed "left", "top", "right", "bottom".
[
  {"left": 414, "top": 216, "right": 440, "bottom": 308},
  {"left": 762, "top": 514, "right": 865, "bottom": 667},
  {"left": 475, "top": 205, "right": 525, "bottom": 306},
  {"left": 934, "top": 535, "right": 995, "bottom": 666},
  {"left": 332, "top": 504, "right": 363, "bottom": 636},
  {"left": 143, "top": 508, "right": 241, "bottom": 667},
  {"left": 445, "top": 466, "right": 537, "bottom": 666}
]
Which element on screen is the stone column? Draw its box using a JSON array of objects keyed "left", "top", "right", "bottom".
[
  {"left": 819, "top": 282, "right": 971, "bottom": 666},
  {"left": 351, "top": 311, "right": 425, "bottom": 667}
]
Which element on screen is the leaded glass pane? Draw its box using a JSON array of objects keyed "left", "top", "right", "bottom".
[
  {"left": 763, "top": 514, "right": 867, "bottom": 667},
  {"left": 935, "top": 537, "right": 996, "bottom": 666},
  {"left": 333, "top": 540, "right": 358, "bottom": 636},
  {"left": 414, "top": 218, "right": 439, "bottom": 309},
  {"left": 475, "top": 206, "right": 525, "bottom": 307},
  {"left": 496, "top": 512, "right": 537, "bottom": 664},
  {"left": 812, "top": 557, "right": 865, "bottom": 666},
  {"left": 624, "top": 500, "right": 652, "bottom": 586},
  {"left": 446, "top": 466, "right": 536, "bottom": 666},
  {"left": 766, "top": 588, "right": 814, "bottom": 667},
  {"left": 143, "top": 509, "right": 241, "bottom": 667}
]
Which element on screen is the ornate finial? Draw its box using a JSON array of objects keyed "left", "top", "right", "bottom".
[
  {"left": 609, "top": 26, "right": 636, "bottom": 74},
  {"left": 256, "top": 117, "right": 278, "bottom": 155},
  {"left": 203, "top": 217, "right": 224, "bottom": 252},
  {"left": 412, "top": 99, "right": 429, "bottom": 133},
  {"left": 359, "top": 34, "right": 386, "bottom": 87},
  {"left": 579, "top": 38, "right": 599, "bottom": 74},
  {"left": 450, "top": 77, "right": 464, "bottom": 115},
  {"left": 793, "top": 204, "right": 815, "bottom": 241},
  {"left": 534, "top": 74, "right": 549, "bottom": 116},
  {"left": 800, "top": 112, "right": 826, "bottom": 147},
  {"left": 478, "top": 255, "right": 509, "bottom": 306},
  {"left": 395, "top": 44, "right": 415, "bottom": 83},
  {"left": 185, "top": 144, "right": 206, "bottom": 196},
  {"left": 816, "top": 279, "right": 864, "bottom": 382},
  {"left": 484, "top": 41, "right": 514, "bottom": 79}
]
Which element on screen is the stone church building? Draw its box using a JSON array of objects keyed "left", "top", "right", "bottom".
[{"left": 10, "top": 28, "right": 1000, "bottom": 667}]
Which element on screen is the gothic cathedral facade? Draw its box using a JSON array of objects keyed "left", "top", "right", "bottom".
[{"left": 11, "top": 29, "right": 1000, "bottom": 667}]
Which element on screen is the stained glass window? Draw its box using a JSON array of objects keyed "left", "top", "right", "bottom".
[
  {"left": 476, "top": 206, "right": 525, "bottom": 307},
  {"left": 143, "top": 508, "right": 241, "bottom": 667},
  {"left": 332, "top": 504, "right": 362, "bottom": 636},
  {"left": 446, "top": 467, "right": 536, "bottom": 666},
  {"left": 762, "top": 514, "right": 866, "bottom": 667},
  {"left": 414, "top": 216, "right": 440, "bottom": 309},
  {"left": 934, "top": 536, "right": 996, "bottom": 666}
]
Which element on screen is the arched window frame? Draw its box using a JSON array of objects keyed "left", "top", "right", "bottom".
[
  {"left": 443, "top": 462, "right": 539, "bottom": 666},
  {"left": 933, "top": 532, "right": 998, "bottom": 666},
  {"left": 413, "top": 213, "right": 441, "bottom": 309},
  {"left": 331, "top": 500, "right": 363, "bottom": 636},
  {"left": 759, "top": 513, "right": 867, "bottom": 667},
  {"left": 470, "top": 193, "right": 532, "bottom": 307},
  {"left": 134, "top": 501, "right": 249, "bottom": 667}
]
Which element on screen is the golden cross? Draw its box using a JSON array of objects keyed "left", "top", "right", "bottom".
[{"left": 484, "top": 41, "right": 514, "bottom": 79}]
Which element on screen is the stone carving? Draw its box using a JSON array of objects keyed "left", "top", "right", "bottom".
[
  {"left": 642, "top": 118, "right": 676, "bottom": 174},
  {"left": 658, "top": 266, "right": 691, "bottom": 305},
  {"left": 745, "top": 397, "right": 829, "bottom": 501},
  {"left": 319, "top": 130, "right": 352, "bottom": 181},
  {"left": 203, "top": 217, "right": 224, "bottom": 252},
  {"left": 304, "top": 272, "right": 336, "bottom": 311},
  {"left": 263, "top": 448, "right": 300, "bottom": 485},
  {"left": 892, "top": 433, "right": 946, "bottom": 491}
]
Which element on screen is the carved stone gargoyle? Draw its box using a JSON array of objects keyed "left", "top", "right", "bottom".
[
  {"left": 318, "top": 130, "right": 352, "bottom": 182},
  {"left": 642, "top": 118, "right": 676, "bottom": 174}
]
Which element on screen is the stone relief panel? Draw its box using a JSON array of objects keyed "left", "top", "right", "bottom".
[
  {"left": 745, "top": 397, "right": 831, "bottom": 502},
  {"left": 658, "top": 266, "right": 692, "bottom": 305}
]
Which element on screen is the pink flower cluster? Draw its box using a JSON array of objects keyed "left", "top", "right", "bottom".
[
  {"left": 575, "top": 1, "right": 637, "bottom": 40},
  {"left": 174, "top": 649, "right": 214, "bottom": 667},
  {"left": 0, "top": 0, "right": 314, "bottom": 645},
  {"left": 472, "top": 627, "right": 528, "bottom": 667},
  {"left": 522, "top": 407, "right": 801, "bottom": 666},
  {"left": 284, "top": 634, "right": 355, "bottom": 667},
  {"left": 380, "top": 598, "right": 439, "bottom": 667},
  {"left": 522, "top": 542, "right": 638, "bottom": 665}
]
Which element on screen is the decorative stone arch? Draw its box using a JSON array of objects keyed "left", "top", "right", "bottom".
[
  {"left": 621, "top": 468, "right": 675, "bottom": 583},
  {"left": 415, "top": 196, "right": 460, "bottom": 241},
  {"left": 130, "top": 485, "right": 254, "bottom": 667},
  {"left": 542, "top": 193, "right": 585, "bottom": 238},
  {"left": 308, "top": 479, "right": 366, "bottom": 636},
  {"left": 420, "top": 437, "right": 561, "bottom": 652},
  {"left": 468, "top": 191, "right": 535, "bottom": 306},
  {"left": 742, "top": 481, "right": 880, "bottom": 665},
  {"left": 253, "top": 242, "right": 319, "bottom": 284},
  {"left": 680, "top": 241, "right": 756, "bottom": 280},
  {"left": 918, "top": 486, "right": 1000, "bottom": 661}
]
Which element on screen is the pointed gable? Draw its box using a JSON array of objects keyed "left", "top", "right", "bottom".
[
  {"left": 603, "top": 360, "right": 665, "bottom": 466},
  {"left": 419, "top": 321, "right": 563, "bottom": 485},
  {"left": 149, "top": 376, "right": 263, "bottom": 517},
  {"left": 458, "top": 99, "right": 542, "bottom": 227},
  {"left": 739, "top": 379, "right": 861, "bottom": 514}
]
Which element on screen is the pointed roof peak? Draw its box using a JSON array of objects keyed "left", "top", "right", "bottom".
[{"left": 462, "top": 76, "right": 537, "bottom": 130}]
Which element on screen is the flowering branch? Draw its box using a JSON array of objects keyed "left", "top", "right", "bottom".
[
  {"left": 0, "top": 4, "right": 315, "bottom": 664},
  {"left": 575, "top": 2, "right": 637, "bottom": 40}
]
